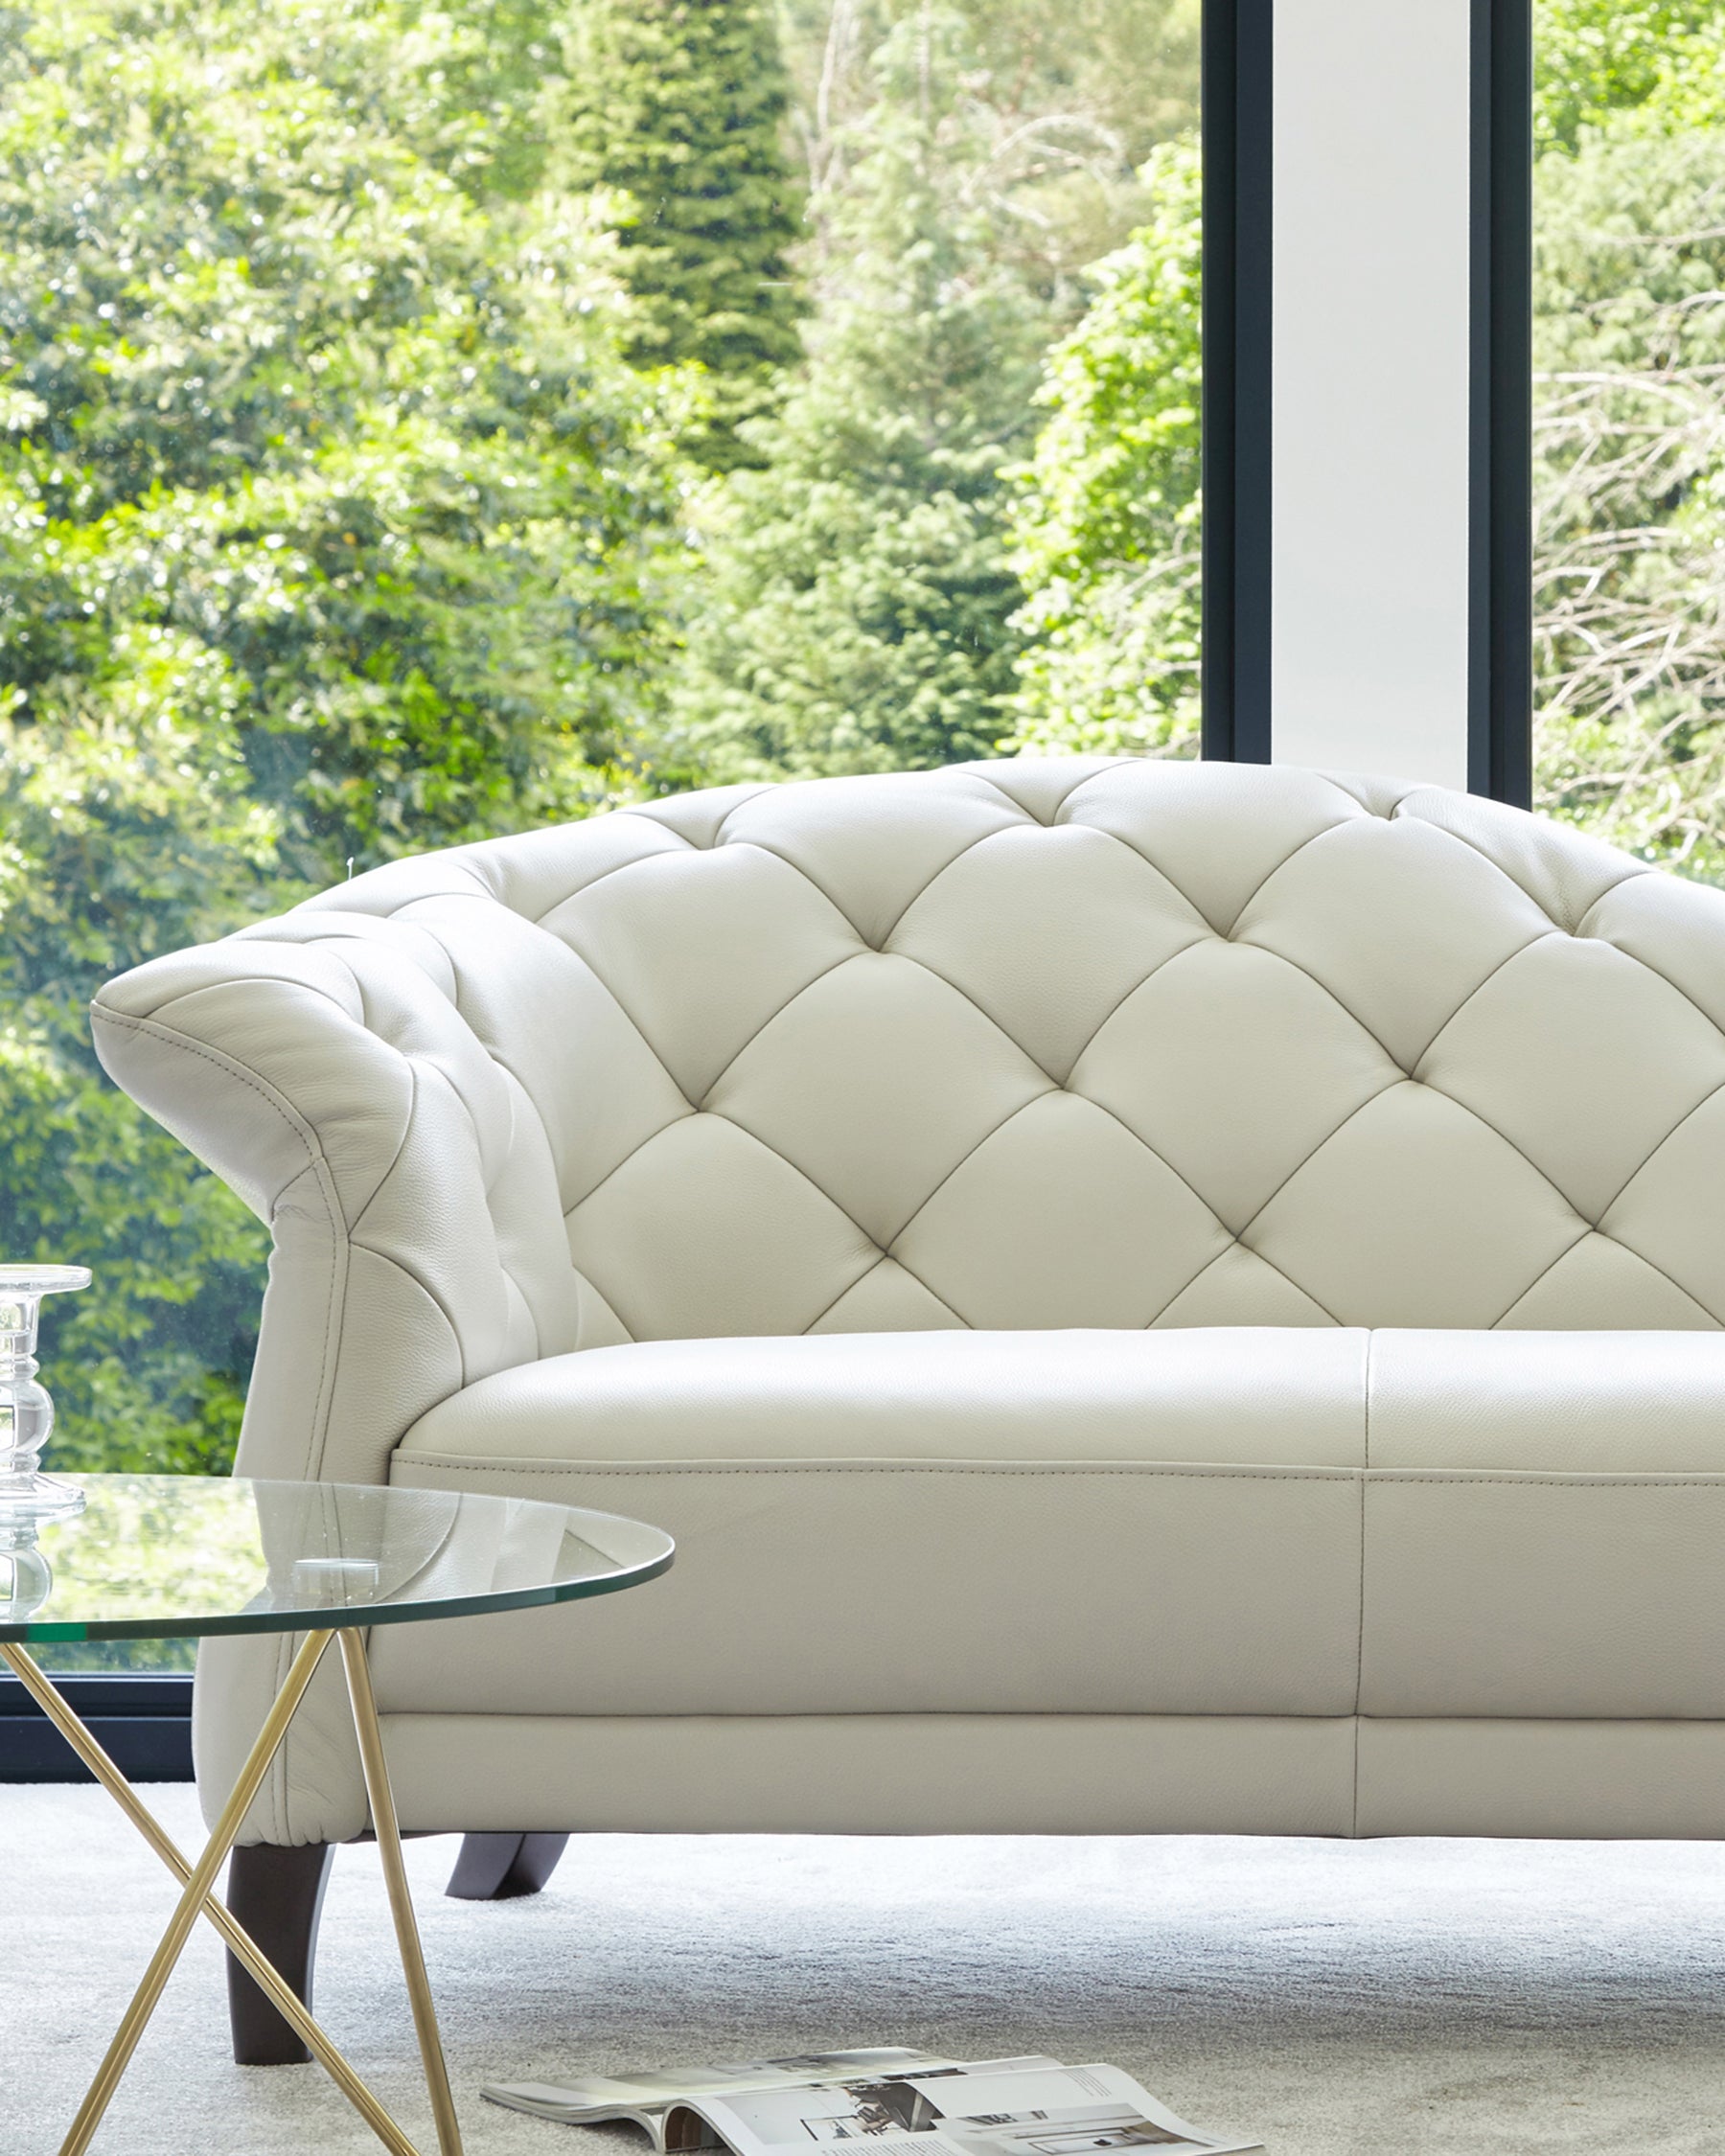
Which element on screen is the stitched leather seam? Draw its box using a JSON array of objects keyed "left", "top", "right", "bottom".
[
  {"left": 861, "top": 1029, "right": 1319, "bottom": 1295},
  {"left": 262, "top": 1625, "right": 298, "bottom": 1843},
  {"left": 884, "top": 951, "right": 1053, "bottom": 1091},
  {"left": 702, "top": 784, "right": 801, "bottom": 847},
  {"left": 1404, "top": 1077, "right": 1598, "bottom": 1227},
  {"left": 869, "top": 826, "right": 1037, "bottom": 948},
  {"left": 826, "top": 1243, "right": 961, "bottom": 1328},
  {"left": 570, "top": 1263, "right": 636, "bottom": 1345},
  {"left": 1366, "top": 1474, "right": 1725, "bottom": 1488},
  {"left": 1225, "top": 937, "right": 1414, "bottom": 1075},
  {"left": 394, "top": 1060, "right": 503, "bottom": 1376},
  {"left": 1490, "top": 1235, "right": 1721, "bottom": 1330},
  {"left": 887, "top": 926, "right": 1212, "bottom": 1090},
  {"left": 524, "top": 842, "right": 696, "bottom": 929},
  {"left": 94, "top": 971, "right": 371, "bottom": 1020},
  {"left": 1408, "top": 814, "right": 1645, "bottom": 929},
  {"left": 801, "top": 1254, "right": 970, "bottom": 1334},
  {"left": 1487, "top": 1234, "right": 1596, "bottom": 1328},
  {"left": 1403, "top": 929, "right": 1559, "bottom": 1071},
  {"left": 561, "top": 1107, "right": 706, "bottom": 1224},
  {"left": 1576, "top": 1218, "right": 1725, "bottom": 1319},
  {"left": 509, "top": 925, "right": 705, "bottom": 1214},
  {"left": 1329, "top": 774, "right": 1411, "bottom": 817},
  {"left": 1392, "top": 1061, "right": 1725, "bottom": 1305},
  {"left": 90, "top": 1007, "right": 317, "bottom": 1182},
  {"left": 883, "top": 1090, "right": 1058, "bottom": 1269},
  {"left": 343, "top": 1236, "right": 470, "bottom": 1386},
  {"left": 402, "top": 1458, "right": 1725, "bottom": 1488},
  {"left": 1150, "top": 1243, "right": 1344, "bottom": 1327},
  {"left": 875, "top": 807, "right": 1179, "bottom": 946},
  {"left": 1577, "top": 932, "right": 1725, "bottom": 1057},
  {"left": 1228, "top": 814, "right": 1382, "bottom": 938},
  {"left": 801, "top": 1256, "right": 892, "bottom": 1332},
  {"left": 356, "top": 838, "right": 695, "bottom": 928},
  {"left": 345, "top": 1055, "right": 422, "bottom": 1230},
  {"left": 265, "top": 1158, "right": 347, "bottom": 1490},
  {"left": 1226, "top": 1244, "right": 1344, "bottom": 1324},
  {"left": 973, "top": 759, "right": 1133, "bottom": 825},
  {"left": 1057, "top": 929, "right": 1215, "bottom": 1075},
  {"left": 1221, "top": 814, "right": 1382, "bottom": 939},
  {"left": 400, "top": 1459, "right": 1365, "bottom": 1479},
  {"left": 438, "top": 927, "right": 638, "bottom": 1205},
  {"left": 259, "top": 915, "right": 461, "bottom": 1000},
  {"left": 1354, "top": 1334, "right": 1371, "bottom": 1830},
  {"left": 706, "top": 827, "right": 1001, "bottom": 950},
  {"left": 1237, "top": 1047, "right": 1596, "bottom": 1256},
  {"left": 1230, "top": 1078, "right": 1407, "bottom": 1244},
  {"left": 568, "top": 1113, "right": 884, "bottom": 1334},
  {"left": 90, "top": 1008, "right": 348, "bottom": 1491},
  {"left": 490, "top": 1062, "right": 554, "bottom": 1361},
  {"left": 1075, "top": 1090, "right": 1233, "bottom": 1237},
  {"left": 543, "top": 865, "right": 863, "bottom": 1107},
  {"left": 1408, "top": 943, "right": 1725, "bottom": 1228},
  {"left": 1599, "top": 1068, "right": 1725, "bottom": 1218},
  {"left": 689, "top": 1112, "right": 887, "bottom": 1258},
  {"left": 696, "top": 948, "right": 908, "bottom": 1107}
]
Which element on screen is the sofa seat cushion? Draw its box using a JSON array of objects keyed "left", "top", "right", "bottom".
[
  {"left": 400, "top": 1327, "right": 1370, "bottom": 1468},
  {"left": 377, "top": 1327, "right": 1725, "bottom": 1723},
  {"left": 381, "top": 1328, "right": 1368, "bottom": 1718}
]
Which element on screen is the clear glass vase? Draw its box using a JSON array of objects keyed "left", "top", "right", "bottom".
[
  {"left": 0, "top": 1264, "right": 91, "bottom": 1519},
  {"left": 0, "top": 1518, "right": 54, "bottom": 1620}
]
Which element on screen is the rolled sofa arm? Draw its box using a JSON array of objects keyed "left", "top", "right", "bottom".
[
  {"left": 89, "top": 822, "right": 690, "bottom": 1843},
  {"left": 92, "top": 891, "right": 581, "bottom": 1491}
]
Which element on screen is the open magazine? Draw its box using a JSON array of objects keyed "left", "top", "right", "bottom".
[{"left": 481, "top": 2050, "right": 1264, "bottom": 2156}]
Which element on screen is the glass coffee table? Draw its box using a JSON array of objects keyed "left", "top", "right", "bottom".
[{"left": 0, "top": 1474, "right": 675, "bottom": 2156}]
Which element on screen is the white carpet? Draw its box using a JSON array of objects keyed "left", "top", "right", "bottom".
[{"left": 4, "top": 1786, "right": 1725, "bottom": 2156}]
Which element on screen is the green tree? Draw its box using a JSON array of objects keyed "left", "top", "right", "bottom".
[
  {"left": 0, "top": 643, "right": 285, "bottom": 1474},
  {"left": 1002, "top": 139, "right": 1201, "bottom": 758},
  {"left": 0, "top": 0, "right": 688, "bottom": 1466},
  {"left": 672, "top": 5, "right": 1064, "bottom": 779},
  {"left": 1530, "top": 5, "right": 1725, "bottom": 870},
  {"left": 561, "top": 0, "right": 805, "bottom": 466},
  {"left": 1533, "top": 0, "right": 1719, "bottom": 152},
  {"left": 780, "top": 0, "right": 1200, "bottom": 301}
]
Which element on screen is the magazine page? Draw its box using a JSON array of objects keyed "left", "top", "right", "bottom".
[
  {"left": 675, "top": 2061, "right": 1265, "bottom": 2156},
  {"left": 480, "top": 2053, "right": 981, "bottom": 2133}
]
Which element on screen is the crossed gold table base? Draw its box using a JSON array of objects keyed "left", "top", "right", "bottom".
[{"left": 3, "top": 1630, "right": 463, "bottom": 2156}]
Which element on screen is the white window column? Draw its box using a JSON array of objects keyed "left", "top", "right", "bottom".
[{"left": 1269, "top": 0, "right": 1475, "bottom": 791}]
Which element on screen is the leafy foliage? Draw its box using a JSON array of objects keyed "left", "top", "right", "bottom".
[
  {"left": 670, "top": 8, "right": 1049, "bottom": 778},
  {"left": 675, "top": 0, "right": 1199, "bottom": 781},
  {"left": 0, "top": 0, "right": 688, "bottom": 1467},
  {"left": 1530, "top": 6, "right": 1725, "bottom": 870},
  {"left": 1532, "top": 1, "right": 1721, "bottom": 152},
  {"left": 559, "top": 0, "right": 805, "bottom": 469},
  {"left": 1003, "top": 141, "right": 1200, "bottom": 757}
]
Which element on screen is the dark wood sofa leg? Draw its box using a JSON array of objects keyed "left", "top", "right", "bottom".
[
  {"left": 225, "top": 1842, "right": 336, "bottom": 2065},
  {"left": 446, "top": 1831, "right": 570, "bottom": 1900}
]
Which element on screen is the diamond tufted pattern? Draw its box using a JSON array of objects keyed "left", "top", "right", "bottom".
[
  {"left": 94, "top": 754, "right": 1725, "bottom": 1474},
  {"left": 87, "top": 755, "right": 1725, "bottom": 1850}
]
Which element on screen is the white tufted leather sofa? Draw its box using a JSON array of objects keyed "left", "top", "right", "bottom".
[{"left": 93, "top": 757, "right": 1725, "bottom": 1869}]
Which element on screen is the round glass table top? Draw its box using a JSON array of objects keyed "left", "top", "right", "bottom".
[{"left": 0, "top": 1475, "right": 675, "bottom": 1643}]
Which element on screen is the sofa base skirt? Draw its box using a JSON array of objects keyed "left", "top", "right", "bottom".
[{"left": 372, "top": 1713, "right": 1725, "bottom": 1841}]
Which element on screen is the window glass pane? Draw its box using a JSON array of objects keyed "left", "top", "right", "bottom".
[
  {"left": 1, "top": 0, "right": 1196, "bottom": 1672},
  {"left": 1533, "top": 2, "right": 1725, "bottom": 873}
]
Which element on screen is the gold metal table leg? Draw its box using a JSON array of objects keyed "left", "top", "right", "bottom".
[
  {"left": 3, "top": 1632, "right": 460, "bottom": 2156},
  {"left": 0, "top": 1640, "right": 423, "bottom": 2156},
  {"left": 341, "top": 1630, "right": 465, "bottom": 2156}
]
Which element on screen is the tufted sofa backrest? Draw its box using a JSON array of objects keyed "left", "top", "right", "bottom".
[{"left": 238, "top": 756, "right": 1725, "bottom": 1342}]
